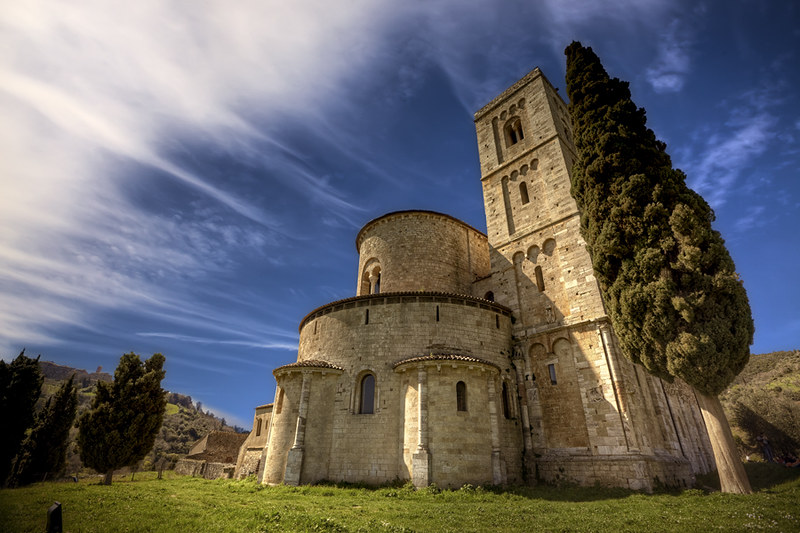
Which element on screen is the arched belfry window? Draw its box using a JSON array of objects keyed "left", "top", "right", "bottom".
[
  {"left": 360, "top": 262, "right": 382, "bottom": 295},
  {"left": 505, "top": 118, "right": 524, "bottom": 146},
  {"left": 456, "top": 381, "right": 467, "bottom": 412},
  {"left": 359, "top": 374, "right": 375, "bottom": 414},
  {"left": 519, "top": 181, "right": 530, "bottom": 204}
]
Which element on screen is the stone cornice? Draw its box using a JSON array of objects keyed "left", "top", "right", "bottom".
[{"left": 298, "top": 291, "right": 512, "bottom": 332}]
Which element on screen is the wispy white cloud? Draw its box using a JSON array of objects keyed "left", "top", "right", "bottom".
[
  {"left": 0, "top": 0, "right": 398, "bottom": 350},
  {"left": 734, "top": 205, "right": 767, "bottom": 232},
  {"left": 687, "top": 112, "right": 775, "bottom": 206},
  {"left": 645, "top": 19, "right": 692, "bottom": 93},
  {"left": 137, "top": 332, "right": 297, "bottom": 352},
  {"left": 677, "top": 82, "right": 781, "bottom": 209}
]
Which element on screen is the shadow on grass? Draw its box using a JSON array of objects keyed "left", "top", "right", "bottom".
[{"left": 696, "top": 461, "right": 800, "bottom": 492}]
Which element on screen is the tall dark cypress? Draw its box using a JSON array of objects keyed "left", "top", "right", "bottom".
[
  {"left": 77, "top": 352, "right": 167, "bottom": 485},
  {"left": 11, "top": 375, "right": 78, "bottom": 485},
  {"left": 565, "top": 42, "right": 754, "bottom": 493},
  {"left": 0, "top": 350, "right": 44, "bottom": 485}
]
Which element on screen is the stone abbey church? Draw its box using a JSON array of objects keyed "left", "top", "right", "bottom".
[{"left": 234, "top": 68, "right": 715, "bottom": 490}]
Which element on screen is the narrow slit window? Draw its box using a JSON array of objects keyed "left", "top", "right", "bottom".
[
  {"left": 495, "top": 314, "right": 500, "bottom": 329},
  {"left": 535, "top": 265, "right": 545, "bottom": 291},
  {"left": 365, "top": 309, "right": 369, "bottom": 325},
  {"left": 502, "top": 381, "right": 511, "bottom": 419},
  {"left": 456, "top": 381, "right": 467, "bottom": 411},
  {"left": 548, "top": 364, "right": 557, "bottom": 385},
  {"left": 276, "top": 389, "right": 284, "bottom": 414},
  {"left": 519, "top": 182, "right": 530, "bottom": 204},
  {"left": 436, "top": 305, "right": 440, "bottom": 322},
  {"left": 256, "top": 418, "right": 262, "bottom": 436},
  {"left": 359, "top": 374, "right": 375, "bottom": 414}
]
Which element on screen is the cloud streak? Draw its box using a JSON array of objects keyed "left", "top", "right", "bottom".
[{"left": 645, "top": 19, "right": 693, "bottom": 93}]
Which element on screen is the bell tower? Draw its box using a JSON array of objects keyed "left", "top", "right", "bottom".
[
  {"left": 474, "top": 67, "right": 604, "bottom": 339},
  {"left": 473, "top": 68, "right": 713, "bottom": 488}
]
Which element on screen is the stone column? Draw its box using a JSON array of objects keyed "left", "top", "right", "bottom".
[
  {"left": 412, "top": 365, "right": 431, "bottom": 487},
  {"left": 369, "top": 272, "right": 380, "bottom": 294},
  {"left": 487, "top": 374, "right": 504, "bottom": 485},
  {"left": 599, "top": 323, "right": 639, "bottom": 452},
  {"left": 284, "top": 372, "right": 311, "bottom": 485},
  {"left": 511, "top": 346, "right": 533, "bottom": 480}
]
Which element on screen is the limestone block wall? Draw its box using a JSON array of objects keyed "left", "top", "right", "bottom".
[
  {"left": 516, "top": 320, "right": 712, "bottom": 488},
  {"left": 175, "top": 458, "right": 235, "bottom": 480},
  {"left": 355, "top": 211, "right": 490, "bottom": 296},
  {"left": 236, "top": 449, "right": 262, "bottom": 479},
  {"left": 263, "top": 375, "right": 301, "bottom": 484},
  {"left": 262, "top": 294, "right": 517, "bottom": 486},
  {"left": 393, "top": 362, "right": 523, "bottom": 488},
  {"left": 235, "top": 404, "right": 273, "bottom": 479},
  {"left": 298, "top": 294, "right": 512, "bottom": 370}
]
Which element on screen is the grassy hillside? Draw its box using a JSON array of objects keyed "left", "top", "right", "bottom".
[
  {"left": 0, "top": 467, "right": 797, "bottom": 533},
  {"left": 720, "top": 350, "right": 800, "bottom": 460},
  {"left": 37, "top": 361, "right": 246, "bottom": 475}
]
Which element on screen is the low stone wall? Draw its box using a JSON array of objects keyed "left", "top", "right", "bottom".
[
  {"left": 535, "top": 453, "right": 694, "bottom": 492},
  {"left": 175, "top": 458, "right": 235, "bottom": 480},
  {"left": 236, "top": 448, "right": 263, "bottom": 480}
]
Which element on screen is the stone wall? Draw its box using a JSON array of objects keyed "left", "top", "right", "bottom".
[
  {"left": 234, "top": 404, "right": 272, "bottom": 479},
  {"left": 175, "top": 458, "right": 235, "bottom": 480},
  {"left": 263, "top": 294, "right": 515, "bottom": 487},
  {"left": 355, "top": 211, "right": 490, "bottom": 296}
]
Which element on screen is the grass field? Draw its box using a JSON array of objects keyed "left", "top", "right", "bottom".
[{"left": 1, "top": 464, "right": 798, "bottom": 532}]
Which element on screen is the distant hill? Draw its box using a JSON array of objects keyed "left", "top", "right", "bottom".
[
  {"left": 37, "top": 361, "right": 248, "bottom": 474},
  {"left": 39, "top": 360, "right": 112, "bottom": 385},
  {"left": 720, "top": 350, "right": 800, "bottom": 460}
]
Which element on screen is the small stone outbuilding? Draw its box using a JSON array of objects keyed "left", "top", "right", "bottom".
[{"left": 176, "top": 431, "right": 247, "bottom": 480}]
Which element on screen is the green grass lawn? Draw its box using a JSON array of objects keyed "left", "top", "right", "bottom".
[{"left": 1, "top": 464, "right": 798, "bottom": 532}]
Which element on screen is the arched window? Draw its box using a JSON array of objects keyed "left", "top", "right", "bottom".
[
  {"left": 360, "top": 262, "right": 382, "bottom": 295},
  {"left": 484, "top": 291, "right": 494, "bottom": 302},
  {"left": 502, "top": 381, "right": 511, "bottom": 419},
  {"left": 456, "top": 381, "right": 467, "bottom": 412},
  {"left": 275, "top": 389, "right": 284, "bottom": 414},
  {"left": 535, "top": 265, "right": 545, "bottom": 292},
  {"left": 519, "top": 182, "right": 529, "bottom": 204},
  {"left": 359, "top": 374, "right": 375, "bottom": 414}
]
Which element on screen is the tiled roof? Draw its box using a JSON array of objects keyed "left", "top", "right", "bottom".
[
  {"left": 274, "top": 359, "right": 343, "bottom": 372},
  {"left": 393, "top": 353, "right": 500, "bottom": 370}
]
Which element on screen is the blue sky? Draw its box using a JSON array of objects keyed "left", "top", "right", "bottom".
[{"left": 2, "top": 1, "right": 798, "bottom": 428}]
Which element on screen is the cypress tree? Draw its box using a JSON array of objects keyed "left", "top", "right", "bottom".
[
  {"left": 11, "top": 375, "right": 78, "bottom": 485},
  {"left": 0, "top": 350, "right": 44, "bottom": 485},
  {"left": 565, "top": 42, "right": 754, "bottom": 493},
  {"left": 77, "top": 352, "right": 167, "bottom": 485}
]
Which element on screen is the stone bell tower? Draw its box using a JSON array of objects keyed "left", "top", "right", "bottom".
[{"left": 474, "top": 68, "right": 714, "bottom": 489}]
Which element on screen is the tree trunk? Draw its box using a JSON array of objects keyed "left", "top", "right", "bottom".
[
  {"left": 694, "top": 390, "right": 752, "bottom": 494},
  {"left": 103, "top": 470, "right": 113, "bottom": 485}
]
